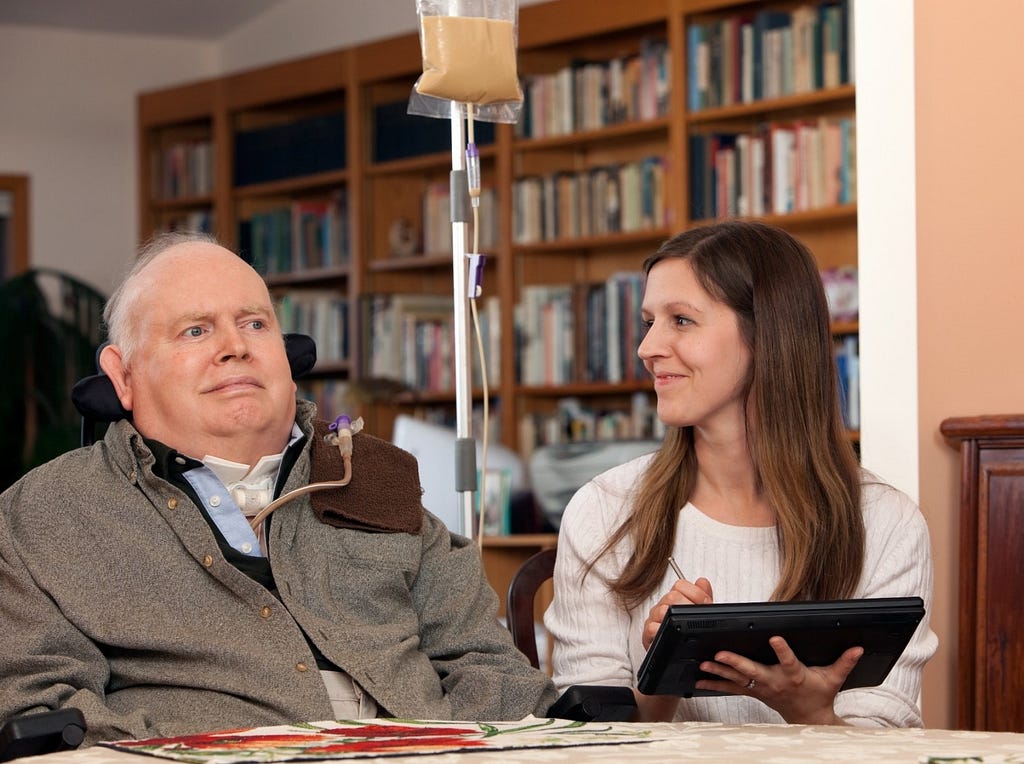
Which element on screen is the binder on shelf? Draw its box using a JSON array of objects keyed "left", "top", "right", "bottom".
[
  {"left": 372, "top": 101, "right": 494, "bottom": 163},
  {"left": 234, "top": 111, "right": 346, "bottom": 186}
]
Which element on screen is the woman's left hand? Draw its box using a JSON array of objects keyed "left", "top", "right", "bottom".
[{"left": 694, "top": 636, "right": 863, "bottom": 725}]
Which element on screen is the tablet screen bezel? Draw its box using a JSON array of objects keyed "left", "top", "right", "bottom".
[{"left": 636, "top": 596, "right": 925, "bottom": 698}]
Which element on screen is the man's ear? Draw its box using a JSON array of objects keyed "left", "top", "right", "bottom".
[{"left": 99, "top": 344, "right": 134, "bottom": 411}]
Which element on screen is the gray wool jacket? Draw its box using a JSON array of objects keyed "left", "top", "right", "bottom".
[{"left": 0, "top": 400, "right": 556, "bottom": 744}]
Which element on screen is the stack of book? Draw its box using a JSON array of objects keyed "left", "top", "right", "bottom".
[{"left": 516, "top": 271, "right": 646, "bottom": 386}]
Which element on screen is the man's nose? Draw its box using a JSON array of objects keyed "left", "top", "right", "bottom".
[{"left": 217, "top": 327, "right": 251, "bottom": 361}]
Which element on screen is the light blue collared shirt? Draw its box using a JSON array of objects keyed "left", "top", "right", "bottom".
[{"left": 181, "top": 424, "right": 304, "bottom": 557}]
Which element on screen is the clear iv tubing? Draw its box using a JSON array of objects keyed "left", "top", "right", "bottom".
[
  {"left": 246, "top": 415, "right": 361, "bottom": 533},
  {"left": 466, "top": 144, "right": 481, "bottom": 206},
  {"left": 465, "top": 103, "right": 490, "bottom": 547}
]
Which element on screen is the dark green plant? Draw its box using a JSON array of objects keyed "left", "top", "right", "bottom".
[{"left": 0, "top": 269, "right": 106, "bottom": 491}]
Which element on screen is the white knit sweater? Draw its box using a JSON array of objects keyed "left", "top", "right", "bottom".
[{"left": 545, "top": 453, "right": 938, "bottom": 727}]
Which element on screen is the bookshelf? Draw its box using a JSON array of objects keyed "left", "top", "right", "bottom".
[
  {"left": 510, "top": 0, "right": 673, "bottom": 456},
  {"left": 137, "top": 0, "right": 859, "bottom": 597},
  {"left": 137, "top": 78, "right": 221, "bottom": 238},
  {"left": 511, "top": 0, "right": 857, "bottom": 454},
  {"left": 226, "top": 52, "right": 357, "bottom": 429}
]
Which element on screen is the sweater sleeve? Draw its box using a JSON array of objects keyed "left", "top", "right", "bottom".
[
  {"left": 0, "top": 479, "right": 158, "bottom": 744},
  {"left": 833, "top": 482, "right": 939, "bottom": 728},
  {"left": 410, "top": 511, "right": 559, "bottom": 719},
  {"left": 545, "top": 460, "right": 645, "bottom": 693}
]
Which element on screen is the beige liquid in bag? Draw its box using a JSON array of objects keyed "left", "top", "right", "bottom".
[{"left": 417, "top": 15, "right": 522, "bottom": 104}]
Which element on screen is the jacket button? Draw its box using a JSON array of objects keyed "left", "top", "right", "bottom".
[
  {"left": 260, "top": 606, "right": 272, "bottom": 619},
  {"left": 203, "top": 554, "right": 214, "bottom": 567},
  {"left": 167, "top": 498, "right": 178, "bottom": 510},
  {"left": 295, "top": 662, "right": 309, "bottom": 673}
]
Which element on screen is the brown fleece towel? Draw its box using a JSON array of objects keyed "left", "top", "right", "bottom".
[{"left": 308, "top": 420, "right": 424, "bottom": 534}]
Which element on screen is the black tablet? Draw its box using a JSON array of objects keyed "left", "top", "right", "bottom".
[{"left": 636, "top": 596, "right": 925, "bottom": 698}]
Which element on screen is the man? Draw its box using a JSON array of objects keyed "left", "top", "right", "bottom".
[{"left": 0, "top": 232, "right": 556, "bottom": 745}]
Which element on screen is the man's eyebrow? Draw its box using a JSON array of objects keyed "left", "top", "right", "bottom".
[
  {"left": 239, "top": 304, "right": 274, "bottom": 316},
  {"left": 173, "top": 311, "right": 213, "bottom": 325},
  {"left": 178, "top": 305, "right": 272, "bottom": 317}
]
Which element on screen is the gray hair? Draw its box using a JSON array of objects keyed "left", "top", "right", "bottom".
[{"left": 103, "top": 230, "right": 218, "bottom": 364}]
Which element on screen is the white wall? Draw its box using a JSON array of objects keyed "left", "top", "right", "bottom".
[
  {"left": 0, "top": 26, "right": 217, "bottom": 294},
  {"left": 854, "top": 0, "right": 919, "bottom": 501}
]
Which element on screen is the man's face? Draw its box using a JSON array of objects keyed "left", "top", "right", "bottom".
[{"left": 101, "top": 241, "right": 296, "bottom": 464}]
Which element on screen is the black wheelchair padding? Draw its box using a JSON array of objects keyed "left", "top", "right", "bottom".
[{"left": 0, "top": 709, "right": 86, "bottom": 762}]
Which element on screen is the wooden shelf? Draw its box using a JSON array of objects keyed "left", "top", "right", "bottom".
[
  {"left": 264, "top": 265, "right": 350, "bottom": 287},
  {"left": 366, "top": 143, "right": 498, "bottom": 177},
  {"left": 689, "top": 204, "right": 857, "bottom": 230},
  {"left": 511, "top": 228, "right": 672, "bottom": 255},
  {"left": 517, "top": 380, "right": 653, "bottom": 398},
  {"left": 512, "top": 117, "right": 671, "bottom": 151},
  {"left": 233, "top": 168, "right": 349, "bottom": 198},
  {"left": 686, "top": 84, "right": 856, "bottom": 125},
  {"left": 368, "top": 254, "right": 488, "bottom": 272},
  {"left": 481, "top": 533, "right": 557, "bottom": 549}
]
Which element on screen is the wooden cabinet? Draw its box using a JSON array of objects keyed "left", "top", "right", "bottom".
[{"left": 940, "top": 415, "right": 1024, "bottom": 733}]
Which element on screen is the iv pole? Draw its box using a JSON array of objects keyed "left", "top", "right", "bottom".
[
  {"left": 447, "top": 99, "right": 478, "bottom": 538},
  {"left": 417, "top": 0, "right": 518, "bottom": 540}
]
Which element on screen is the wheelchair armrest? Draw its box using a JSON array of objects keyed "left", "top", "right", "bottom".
[
  {"left": 0, "top": 709, "right": 86, "bottom": 762},
  {"left": 546, "top": 684, "right": 637, "bottom": 722}
]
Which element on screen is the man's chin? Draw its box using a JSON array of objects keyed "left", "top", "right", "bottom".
[{"left": 218, "top": 405, "right": 293, "bottom": 439}]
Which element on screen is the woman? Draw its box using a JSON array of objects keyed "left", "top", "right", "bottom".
[{"left": 545, "top": 220, "right": 936, "bottom": 727}]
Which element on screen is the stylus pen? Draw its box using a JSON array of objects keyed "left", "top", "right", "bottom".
[{"left": 668, "top": 556, "right": 685, "bottom": 580}]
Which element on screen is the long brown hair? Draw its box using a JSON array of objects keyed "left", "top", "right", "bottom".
[{"left": 594, "top": 221, "right": 864, "bottom": 610}]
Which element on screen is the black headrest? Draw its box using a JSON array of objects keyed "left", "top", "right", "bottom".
[{"left": 71, "top": 333, "right": 317, "bottom": 425}]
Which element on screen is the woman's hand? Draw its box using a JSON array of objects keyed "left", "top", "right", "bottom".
[
  {"left": 635, "top": 574, "right": 714, "bottom": 722},
  {"left": 695, "top": 635, "right": 863, "bottom": 725},
  {"left": 641, "top": 576, "right": 714, "bottom": 650}
]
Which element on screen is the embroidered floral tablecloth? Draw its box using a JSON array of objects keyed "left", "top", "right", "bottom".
[
  {"left": 98, "top": 717, "right": 658, "bottom": 762},
  {"left": 25, "top": 717, "right": 1024, "bottom": 764}
]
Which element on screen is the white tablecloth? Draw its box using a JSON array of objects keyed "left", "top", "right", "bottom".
[{"left": 29, "top": 721, "right": 1024, "bottom": 764}]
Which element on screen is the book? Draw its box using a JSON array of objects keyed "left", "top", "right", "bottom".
[
  {"left": 769, "top": 123, "right": 796, "bottom": 214},
  {"left": 753, "top": 9, "right": 791, "bottom": 101}
]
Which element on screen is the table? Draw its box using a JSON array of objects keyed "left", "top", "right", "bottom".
[{"left": 27, "top": 719, "right": 1024, "bottom": 764}]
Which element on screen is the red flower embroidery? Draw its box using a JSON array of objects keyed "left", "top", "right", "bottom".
[
  {"left": 117, "top": 723, "right": 484, "bottom": 753},
  {"left": 304, "top": 737, "right": 486, "bottom": 754}
]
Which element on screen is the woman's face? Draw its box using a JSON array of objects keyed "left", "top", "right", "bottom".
[{"left": 638, "top": 258, "right": 752, "bottom": 436}]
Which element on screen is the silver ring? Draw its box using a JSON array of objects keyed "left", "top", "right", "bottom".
[{"left": 745, "top": 678, "right": 756, "bottom": 689}]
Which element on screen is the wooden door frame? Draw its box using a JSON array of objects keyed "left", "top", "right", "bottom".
[{"left": 0, "top": 174, "right": 30, "bottom": 276}]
